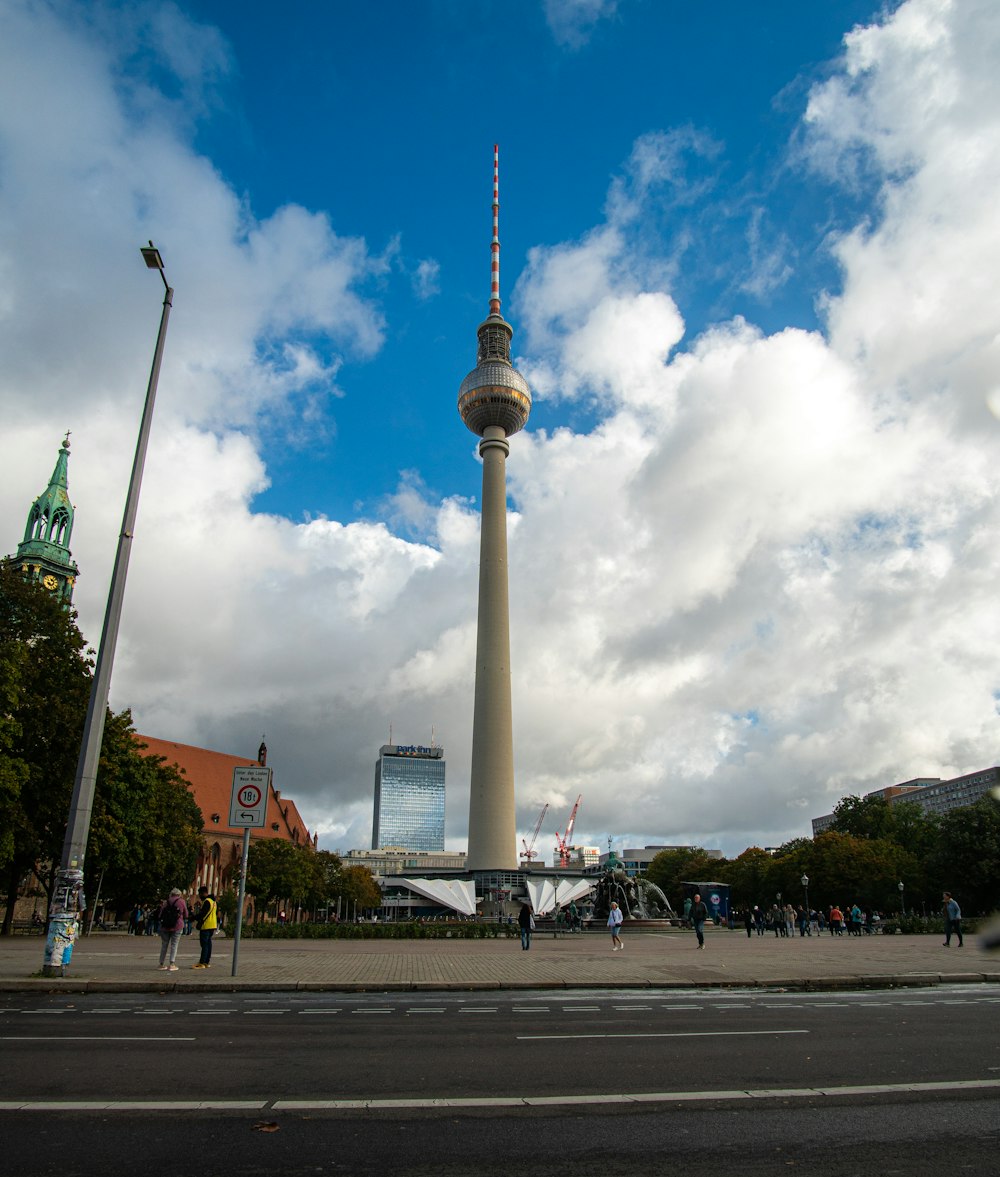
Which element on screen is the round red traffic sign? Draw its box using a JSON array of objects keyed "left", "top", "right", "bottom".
[{"left": 237, "top": 784, "right": 262, "bottom": 807}]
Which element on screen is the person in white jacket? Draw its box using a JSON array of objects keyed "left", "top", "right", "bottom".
[{"left": 608, "top": 901, "right": 624, "bottom": 951}]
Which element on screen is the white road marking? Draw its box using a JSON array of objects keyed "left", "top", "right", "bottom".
[
  {"left": 0, "top": 1037, "right": 195, "bottom": 1042},
  {"left": 517, "top": 1029, "right": 810, "bottom": 1041},
  {"left": 0, "top": 1100, "right": 263, "bottom": 1110},
  {"left": 268, "top": 1077, "right": 1000, "bottom": 1111},
  {"left": 3, "top": 1079, "right": 1000, "bottom": 1114}
]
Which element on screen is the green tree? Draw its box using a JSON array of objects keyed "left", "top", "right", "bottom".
[
  {"left": 770, "top": 831, "right": 915, "bottom": 913},
  {"left": 830, "top": 794, "right": 895, "bottom": 841},
  {"left": 0, "top": 566, "right": 206, "bottom": 930},
  {"left": 719, "top": 846, "right": 773, "bottom": 909},
  {"left": 0, "top": 565, "right": 91, "bottom": 932},
  {"left": 90, "top": 722, "right": 204, "bottom": 907},
  {"left": 929, "top": 797, "right": 1000, "bottom": 915},
  {"left": 307, "top": 849, "right": 343, "bottom": 911},
  {"left": 245, "top": 839, "right": 318, "bottom": 916},
  {"left": 644, "top": 847, "right": 721, "bottom": 909},
  {"left": 333, "top": 864, "right": 382, "bottom": 914}
]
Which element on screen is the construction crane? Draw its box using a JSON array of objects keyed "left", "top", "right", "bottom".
[
  {"left": 554, "top": 794, "right": 582, "bottom": 868},
  {"left": 520, "top": 803, "right": 549, "bottom": 863}
]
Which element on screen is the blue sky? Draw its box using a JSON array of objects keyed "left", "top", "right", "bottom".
[
  {"left": 175, "top": 0, "right": 883, "bottom": 524},
  {"left": 3, "top": 0, "right": 999, "bottom": 860}
]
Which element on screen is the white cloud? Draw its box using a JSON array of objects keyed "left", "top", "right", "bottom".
[{"left": 543, "top": 0, "right": 619, "bottom": 50}]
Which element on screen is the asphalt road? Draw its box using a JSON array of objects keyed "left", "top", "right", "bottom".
[{"left": 2, "top": 986, "right": 997, "bottom": 1175}]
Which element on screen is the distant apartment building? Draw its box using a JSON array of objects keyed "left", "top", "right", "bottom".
[
  {"left": 811, "top": 768, "right": 998, "bottom": 835},
  {"left": 372, "top": 743, "right": 446, "bottom": 852},
  {"left": 344, "top": 847, "right": 467, "bottom": 877}
]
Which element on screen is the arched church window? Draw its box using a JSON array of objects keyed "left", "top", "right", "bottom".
[{"left": 52, "top": 509, "right": 69, "bottom": 546}]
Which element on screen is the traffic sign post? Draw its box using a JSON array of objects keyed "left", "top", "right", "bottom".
[{"left": 229, "top": 766, "right": 270, "bottom": 975}]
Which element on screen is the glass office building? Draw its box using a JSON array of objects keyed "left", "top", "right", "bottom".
[{"left": 372, "top": 744, "right": 446, "bottom": 852}]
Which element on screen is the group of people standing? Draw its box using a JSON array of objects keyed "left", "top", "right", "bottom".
[{"left": 154, "top": 886, "right": 218, "bottom": 971}]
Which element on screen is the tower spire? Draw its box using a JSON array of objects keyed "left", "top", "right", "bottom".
[
  {"left": 9, "top": 435, "right": 80, "bottom": 605},
  {"left": 458, "top": 144, "right": 531, "bottom": 439},
  {"left": 490, "top": 143, "right": 501, "bottom": 318}
]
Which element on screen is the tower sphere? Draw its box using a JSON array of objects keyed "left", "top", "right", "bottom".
[{"left": 458, "top": 315, "right": 532, "bottom": 438}]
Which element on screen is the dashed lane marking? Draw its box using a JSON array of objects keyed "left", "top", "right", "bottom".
[{"left": 517, "top": 1029, "right": 810, "bottom": 1041}]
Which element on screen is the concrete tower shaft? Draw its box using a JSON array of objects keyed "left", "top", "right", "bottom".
[
  {"left": 459, "top": 146, "right": 530, "bottom": 870},
  {"left": 466, "top": 425, "right": 516, "bottom": 868}
]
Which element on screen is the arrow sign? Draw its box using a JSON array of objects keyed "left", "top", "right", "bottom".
[{"left": 229, "top": 766, "right": 271, "bottom": 828}]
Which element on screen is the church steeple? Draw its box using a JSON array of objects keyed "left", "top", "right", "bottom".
[{"left": 13, "top": 434, "right": 80, "bottom": 605}]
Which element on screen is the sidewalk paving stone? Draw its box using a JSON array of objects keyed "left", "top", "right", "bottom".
[{"left": 0, "top": 928, "right": 996, "bottom": 993}]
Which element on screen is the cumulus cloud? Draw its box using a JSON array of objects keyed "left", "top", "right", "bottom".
[
  {"left": 3, "top": 0, "right": 999, "bottom": 863},
  {"left": 504, "top": 0, "right": 1000, "bottom": 851}
]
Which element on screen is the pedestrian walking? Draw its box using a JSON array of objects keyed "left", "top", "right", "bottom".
[
  {"left": 690, "top": 892, "right": 709, "bottom": 949},
  {"left": 156, "top": 888, "right": 188, "bottom": 972},
  {"left": 743, "top": 908, "right": 754, "bottom": 938},
  {"left": 518, "top": 902, "right": 534, "bottom": 950},
  {"left": 942, "top": 892, "right": 964, "bottom": 947},
  {"left": 608, "top": 901, "right": 624, "bottom": 951},
  {"left": 191, "top": 886, "right": 218, "bottom": 969}
]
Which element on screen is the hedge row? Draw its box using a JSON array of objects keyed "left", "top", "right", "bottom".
[{"left": 239, "top": 920, "right": 517, "bottom": 940}]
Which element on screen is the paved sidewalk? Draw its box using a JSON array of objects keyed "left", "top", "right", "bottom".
[{"left": 1, "top": 927, "right": 997, "bottom": 993}]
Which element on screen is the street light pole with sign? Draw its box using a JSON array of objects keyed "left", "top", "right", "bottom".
[
  {"left": 43, "top": 245, "right": 173, "bottom": 976},
  {"left": 229, "top": 766, "right": 270, "bottom": 976}
]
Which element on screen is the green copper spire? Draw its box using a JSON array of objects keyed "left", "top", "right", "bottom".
[{"left": 14, "top": 434, "right": 80, "bottom": 604}]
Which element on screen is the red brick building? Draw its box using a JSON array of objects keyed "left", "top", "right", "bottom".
[{"left": 137, "top": 736, "right": 315, "bottom": 896}]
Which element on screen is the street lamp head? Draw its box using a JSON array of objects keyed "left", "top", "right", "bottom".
[
  {"left": 801, "top": 874, "right": 809, "bottom": 887},
  {"left": 140, "top": 241, "right": 170, "bottom": 291},
  {"left": 140, "top": 242, "right": 164, "bottom": 270},
  {"left": 898, "top": 881, "right": 904, "bottom": 891}
]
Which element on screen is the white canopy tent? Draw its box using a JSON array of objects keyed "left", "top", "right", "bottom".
[
  {"left": 391, "top": 877, "right": 478, "bottom": 917},
  {"left": 524, "top": 878, "right": 593, "bottom": 916}
]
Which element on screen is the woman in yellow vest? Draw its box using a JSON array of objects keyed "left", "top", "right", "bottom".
[{"left": 192, "top": 886, "right": 218, "bottom": 969}]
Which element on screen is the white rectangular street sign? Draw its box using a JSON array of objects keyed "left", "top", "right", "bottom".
[{"left": 229, "top": 766, "right": 271, "bottom": 828}]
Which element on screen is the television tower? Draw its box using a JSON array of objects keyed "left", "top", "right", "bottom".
[{"left": 458, "top": 145, "right": 532, "bottom": 870}]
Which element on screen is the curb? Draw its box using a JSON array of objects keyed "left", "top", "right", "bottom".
[{"left": 0, "top": 973, "right": 997, "bottom": 995}]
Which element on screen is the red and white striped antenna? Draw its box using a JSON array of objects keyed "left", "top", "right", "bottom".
[{"left": 490, "top": 143, "right": 501, "bottom": 318}]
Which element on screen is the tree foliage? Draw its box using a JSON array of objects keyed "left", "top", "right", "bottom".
[
  {"left": 245, "top": 838, "right": 319, "bottom": 912},
  {"left": 0, "top": 566, "right": 206, "bottom": 929},
  {"left": 91, "top": 723, "right": 204, "bottom": 906},
  {"left": 929, "top": 797, "right": 1000, "bottom": 915},
  {"left": 644, "top": 847, "right": 719, "bottom": 907},
  {"left": 718, "top": 846, "right": 772, "bottom": 908},
  {"left": 0, "top": 565, "right": 91, "bottom": 930}
]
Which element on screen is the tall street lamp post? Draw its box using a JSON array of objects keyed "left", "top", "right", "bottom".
[
  {"left": 801, "top": 873, "right": 810, "bottom": 917},
  {"left": 898, "top": 881, "right": 905, "bottom": 917},
  {"left": 43, "top": 244, "right": 173, "bottom": 976}
]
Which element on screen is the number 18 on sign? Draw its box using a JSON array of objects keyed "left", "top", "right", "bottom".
[{"left": 229, "top": 766, "right": 270, "bottom": 827}]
